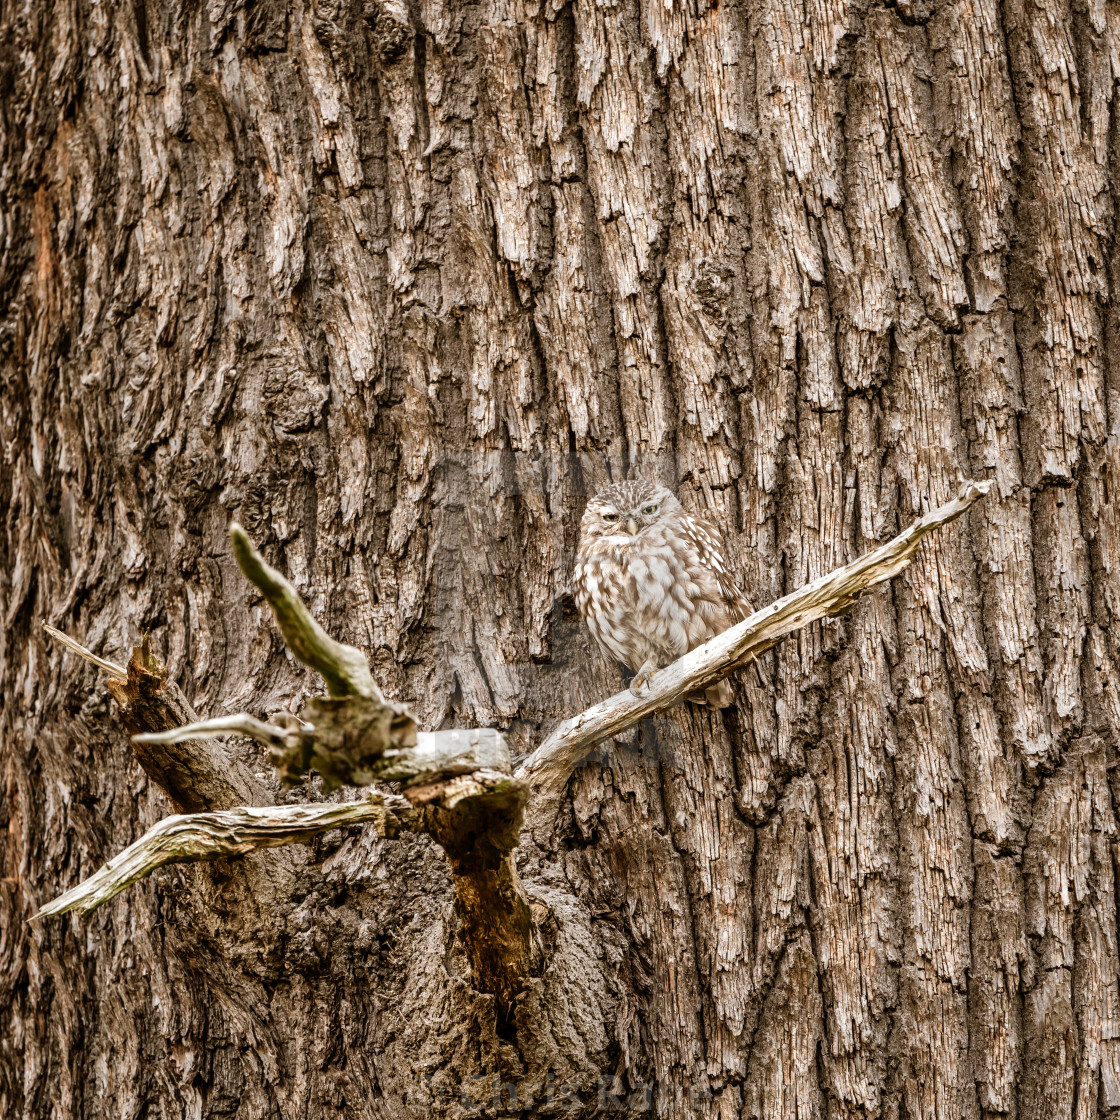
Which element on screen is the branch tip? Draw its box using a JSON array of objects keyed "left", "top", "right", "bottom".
[
  {"left": 131, "top": 713, "right": 310, "bottom": 753},
  {"left": 228, "top": 523, "right": 379, "bottom": 701},
  {"left": 42, "top": 622, "right": 127, "bottom": 677}
]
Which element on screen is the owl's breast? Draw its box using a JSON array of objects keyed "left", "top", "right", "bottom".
[
  {"left": 575, "top": 539, "right": 705, "bottom": 670},
  {"left": 574, "top": 550, "right": 639, "bottom": 665}
]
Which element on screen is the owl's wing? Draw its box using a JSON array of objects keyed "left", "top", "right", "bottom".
[{"left": 679, "top": 511, "right": 752, "bottom": 622}]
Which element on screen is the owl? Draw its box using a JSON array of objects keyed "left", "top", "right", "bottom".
[{"left": 573, "top": 480, "right": 750, "bottom": 708}]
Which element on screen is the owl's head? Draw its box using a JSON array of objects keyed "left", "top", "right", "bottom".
[{"left": 580, "top": 480, "right": 681, "bottom": 540}]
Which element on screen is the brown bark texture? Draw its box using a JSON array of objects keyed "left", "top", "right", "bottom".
[{"left": 2, "top": 0, "right": 1119, "bottom": 1117}]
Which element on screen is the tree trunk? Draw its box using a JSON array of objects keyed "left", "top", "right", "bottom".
[{"left": 2, "top": 0, "right": 1118, "bottom": 1116}]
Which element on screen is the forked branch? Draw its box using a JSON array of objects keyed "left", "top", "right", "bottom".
[
  {"left": 227, "top": 525, "right": 416, "bottom": 789},
  {"left": 38, "top": 482, "right": 992, "bottom": 1019},
  {"left": 31, "top": 731, "right": 518, "bottom": 922},
  {"left": 41, "top": 526, "right": 531, "bottom": 1015}
]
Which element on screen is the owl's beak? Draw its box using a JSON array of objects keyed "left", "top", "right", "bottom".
[{"left": 625, "top": 518, "right": 640, "bottom": 536}]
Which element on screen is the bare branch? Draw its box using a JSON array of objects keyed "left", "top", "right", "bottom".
[
  {"left": 133, "top": 719, "right": 501, "bottom": 793},
  {"left": 38, "top": 486, "right": 989, "bottom": 1011},
  {"left": 34, "top": 731, "right": 516, "bottom": 921},
  {"left": 42, "top": 622, "right": 127, "bottom": 676},
  {"left": 32, "top": 794, "right": 412, "bottom": 920},
  {"left": 226, "top": 525, "right": 416, "bottom": 790},
  {"left": 37, "top": 727, "right": 534, "bottom": 1018},
  {"left": 516, "top": 479, "right": 993, "bottom": 825},
  {"left": 106, "top": 638, "right": 267, "bottom": 812},
  {"left": 230, "top": 523, "right": 379, "bottom": 700},
  {"left": 133, "top": 713, "right": 309, "bottom": 753}
]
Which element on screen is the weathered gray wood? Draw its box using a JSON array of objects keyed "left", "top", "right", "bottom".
[
  {"left": 37, "top": 483, "right": 974, "bottom": 930},
  {"left": 387, "top": 728, "right": 512, "bottom": 784},
  {"left": 42, "top": 623, "right": 127, "bottom": 677},
  {"left": 51, "top": 534, "right": 532, "bottom": 1016},
  {"left": 43, "top": 472, "right": 981, "bottom": 923},
  {"left": 230, "top": 523, "right": 382, "bottom": 701},
  {"left": 32, "top": 795, "right": 410, "bottom": 920},
  {"left": 133, "top": 712, "right": 307, "bottom": 753},
  {"left": 33, "top": 723, "right": 516, "bottom": 924}
]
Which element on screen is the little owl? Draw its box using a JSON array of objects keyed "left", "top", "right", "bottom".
[{"left": 574, "top": 480, "right": 750, "bottom": 708}]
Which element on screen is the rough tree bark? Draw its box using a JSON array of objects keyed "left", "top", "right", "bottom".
[{"left": 2, "top": 0, "right": 1119, "bottom": 1117}]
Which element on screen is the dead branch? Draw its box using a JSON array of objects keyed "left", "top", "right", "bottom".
[
  {"left": 230, "top": 523, "right": 380, "bottom": 700},
  {"left": 135, "top": 720, "right": 512, "bottom": 789},
  {"left": 31, "top": 730, "right": 520, "bottom": 923},
  {"left": 41, "top": 525, "right": 533, "bottom": 1017},
  {"left": 133, "top": 712, "right": 311, "bottom": 754},
  {"left": 229, "top": 525, "right": 416, "bottom": 787},
  {"left": 44, "top": 625, "right": 266, "bottom": 813},
  {"left": 516, "top": 478, "right": 993, "bottom": 836},
  {"left": 37, "top": 483, "right": 991, "bottom": 1019},
  {"left": 36, "top": 728, "right": 531, "bottom": 1013},
  {"left": 42, "top": 622, "right": 126, "bottom": 676},
  {"left": 32, "top": 794, "right": 411, "bottom": 920}
]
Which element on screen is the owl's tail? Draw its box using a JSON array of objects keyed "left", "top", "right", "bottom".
[{"left": 688, "top": 678, "right": 735, "bottom": 709}]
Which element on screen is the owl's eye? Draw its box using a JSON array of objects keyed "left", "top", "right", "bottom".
[
  {"left": 603, "top": 512, "right": 619, "bottom": 522},
  {"left": 641, "top": 504, "right": 659, "bottom": 516}
]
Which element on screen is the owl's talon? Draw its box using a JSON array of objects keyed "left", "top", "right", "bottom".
[{"left": 629, "top": 662, "right": 657, "bottom": 698}]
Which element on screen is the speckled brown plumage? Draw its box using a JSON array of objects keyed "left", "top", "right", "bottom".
[{"left": 573, "top": 481, "right": 750, "bottom": 707}]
